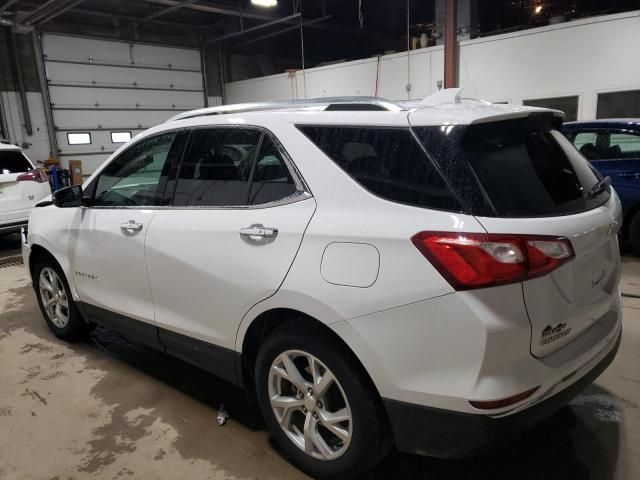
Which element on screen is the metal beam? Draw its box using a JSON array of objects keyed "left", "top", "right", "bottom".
[
  {"left": 32, "top": 30, "right": 59, "bottom": 158},
  {"left": 139, "top": 0, "right": 273, "bottom": 21},
  {"left": 444, "top": 0, "right": 458, "bottom": 88},
  {"left": 0, "top": 0, "right": 19, "bottom": 16},
  {"left": 144, "top": 0, "right": 199, "bottom": 20},
  {"left": 205, "top": 13, "right": 301, "bottom": 45},
  {"left": 32, "top": 0, "right": 85, "bottom": 26},
  {"left": 21, "top": 0, "right": 61, "bottom": 25},
  {"left": 239, "top": 15, "right": 331, "bottom": 46},
  {"left": 69, "top": 7, "right": 201, "bottom": 28}
]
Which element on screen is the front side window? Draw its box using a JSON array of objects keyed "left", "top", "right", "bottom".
[{"left": 92, "top": 131, "right": 181, "bottom": 207}]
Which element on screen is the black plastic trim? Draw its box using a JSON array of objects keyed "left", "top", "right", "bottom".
[
  {"left": 77, "top": 302, "right": 243, "bottom": 387},
  {"left": 383, "top": 328, "right": 621, "bottom": 458}
]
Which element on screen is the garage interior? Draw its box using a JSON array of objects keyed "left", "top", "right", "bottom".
[{"left": 1, "top": 0, "right": 640, "bottom": 479}]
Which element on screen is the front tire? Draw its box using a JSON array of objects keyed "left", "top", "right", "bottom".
[
  {"left": 34, "top": 259, "right": 89, "bottom": 341},
  {"left": 255, "top": 323, "right": 390, "bottom": 479}
]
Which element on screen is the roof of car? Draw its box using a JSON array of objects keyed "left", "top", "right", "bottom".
[{"left": 159, "top": 89, "right": 560, "bottom": 134}]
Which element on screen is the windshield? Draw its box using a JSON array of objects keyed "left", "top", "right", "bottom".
[{"left": 414, "top": 114, "right": 610, "bottom": 217}]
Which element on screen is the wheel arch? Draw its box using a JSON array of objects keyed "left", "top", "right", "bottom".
[
  {"left": 239, "top": 308, "right": 385, "bottom": 409},
  {"left": 28, "top": 243, "right": 79, "bottom": 300}
]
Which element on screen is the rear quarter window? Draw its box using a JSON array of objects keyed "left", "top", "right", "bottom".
[
  {"left": 414, "top": 115, "right": 610, "bottom": 217},
  {"left": 297, "top": 126, "right": 462, "bottom": 212},
  {"left": 0, "top": 150, "right": 33, "bottom": 174}
]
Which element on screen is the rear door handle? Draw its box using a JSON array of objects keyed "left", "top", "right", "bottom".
[
  {"left": 239, "top": 224, "right": 278, "bottom": 240},
  {"left": 120, "top": 220, "right": 143, "bottom": 232}
]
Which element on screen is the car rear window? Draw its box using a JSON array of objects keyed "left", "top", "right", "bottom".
[
  {"left": 414, "top": 114, "right": 611, "bottom": 217},
  {"left": 0, "top": 150, "right": 33, "bottom": 174},
  {"left": 297, "top": 126, "right": 462, "bottom": 212}
]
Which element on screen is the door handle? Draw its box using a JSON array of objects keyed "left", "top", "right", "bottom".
[
  {"left": 120, "top": 220, "right": 143, "bottom": 232},
  {"left": 239, "top": 224, "right": 278, "bottom": 240}
]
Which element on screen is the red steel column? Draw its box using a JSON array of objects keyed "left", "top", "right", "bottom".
[{"left": 444, "top": 0, "right": 458, "bottom": 88}]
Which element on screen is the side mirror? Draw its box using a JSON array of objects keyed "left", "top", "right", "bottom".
[{"left": 52, "top": 185, "right": 83, "bottom": 208}]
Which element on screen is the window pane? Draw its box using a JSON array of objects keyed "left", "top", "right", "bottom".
[
  {"left": 0, "top": 151, "right": 33, "bottom": 173},
  {"left": 299, "top": 126, "right": 461, "bottom": 212},
  {"left": 609, "top": 132, "right": 640, "bottom": 155},
  {"left": 173, "top": 128, "right": 260, "bottom": 207},
  {"left": 93, "top": 132, "right": 178, "bottom": 207},
  {"left": 414, "top": 116, "right": 609, "bottom": 218},
  {"left": 111, "top": 131, "right": 132, "bottom": 143},
  {"left": 597, "top": 90, "right": 640, "bottom": 119},
  {"left": 523, "top": 96, "right": 579, "bottom": 122},
  {"left": 572, "top": 131, "right": 601, "bottom": 160},
  {"left": 249, "top": 136, "right": 297, "bottom": 205},
  {"left": 68, "top": 132, "right": 91, "bottom": 145}
]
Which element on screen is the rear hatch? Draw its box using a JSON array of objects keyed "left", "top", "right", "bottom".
[
  {"left": 412, "top": 113, "right": 621, "bottom": 358},
  {"left": 0, "top": 149, "right": 41, "bottom": 222}
]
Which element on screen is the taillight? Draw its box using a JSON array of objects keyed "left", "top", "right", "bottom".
[
  {"left": 16, "top": 170, "right": 48, "bottom": 183},
  {"left": 411, "top": 231, "right": 574, "bottom": 290}
]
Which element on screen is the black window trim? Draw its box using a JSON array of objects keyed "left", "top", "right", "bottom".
[
  {"left": 295, "top": 123, "right": 467, "bottom": 215},
  {"left": 167, "top": 124, "right": 311, "bottom": 210}
]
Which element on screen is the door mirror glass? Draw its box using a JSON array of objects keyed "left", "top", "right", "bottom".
[{"left": 53, "top": 185, "right": 83, "bottom": 208}]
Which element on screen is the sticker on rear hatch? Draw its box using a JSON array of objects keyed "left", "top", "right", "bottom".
[{"left": 540, "top": 323, "right": 572, "bottom": 346}]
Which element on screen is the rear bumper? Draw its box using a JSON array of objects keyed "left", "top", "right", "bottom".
[{"left": 383, "top": 327, "right": 621, "bottom": 458}]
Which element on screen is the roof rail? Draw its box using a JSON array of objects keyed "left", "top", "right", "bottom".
[{"left": 167, "top": 96, "right": 405, "bottom": 122}]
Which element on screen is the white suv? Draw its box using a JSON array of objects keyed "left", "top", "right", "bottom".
[
  {"left": 23, "top": 91, "right": 622, "bottom": 479},
  {"left": 1, "top": 141, "right": 50, "bottom": 234}
]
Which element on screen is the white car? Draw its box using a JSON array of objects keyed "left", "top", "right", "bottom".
[
  {"left": 0, "top": 141, "right": 50, "bottom": 234},
  {"left": 23, "top": 91, "right": 622, "bottom": 479}
]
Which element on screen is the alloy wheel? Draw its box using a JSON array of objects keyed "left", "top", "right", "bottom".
[
  {"left": 268, "top": 350, "right": 353, "bottom": 460},
  {"left": 39, "top": 267, "right": 70, "bottom": 329}
]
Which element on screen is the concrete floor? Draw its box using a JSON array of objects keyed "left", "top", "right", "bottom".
[{"left": 0, "top": 244, "right": 639, "bottom": 479}]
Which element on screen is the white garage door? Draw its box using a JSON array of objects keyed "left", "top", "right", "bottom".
[{"left": 42, "top": 34, "right": 205, "bottom": 174}]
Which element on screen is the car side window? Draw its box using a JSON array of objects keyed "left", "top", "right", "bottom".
[
  {"left": 572, "top": 131, "right": 601, "bottom": 160},
  {"left": 173, "top": 128, "right": 261, "bottom": 207},
  {"left": 92, "top": 132, "right": 182, "bottom": 207},
  {"left": 608, "top": 131, "right": 640, "bottom": 156},
  {"left": 249, "top": 135, "right": 298, "bottom": 205}
]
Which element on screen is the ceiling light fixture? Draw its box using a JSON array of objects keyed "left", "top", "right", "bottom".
[{"left": 251, "top": 0, "right": 278, "bottom": 7}]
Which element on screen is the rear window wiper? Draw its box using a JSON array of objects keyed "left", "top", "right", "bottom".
[{"left": 586, "top": 176, "right": 611, "bottom": 199}]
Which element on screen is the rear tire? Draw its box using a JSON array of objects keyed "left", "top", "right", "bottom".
[
  {"left": 629, "top": 211, "right": 640, "bottom": 254},
  {"left": 255, "top": 322, "right": 390, "bottom": 479},
  {"left": 33, "top": 258, "right": 90, "bottom": 341}
]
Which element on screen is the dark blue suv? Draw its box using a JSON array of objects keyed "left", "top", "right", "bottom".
[{"left": 563, "top": 119, "right": 640, "bottom": 251}]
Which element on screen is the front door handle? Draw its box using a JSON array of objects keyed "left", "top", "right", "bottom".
[
  {"left": 120, "top": 220, "right": 143, "bottom": 232},
  {"left": 239, "top": 224, "right": 278, "bottom": 240}
]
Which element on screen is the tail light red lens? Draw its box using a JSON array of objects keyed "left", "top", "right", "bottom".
[
  {"left": 411, "top": 232, "right": 574, "bottom": 290},
  {"left": 16, "top": 170, "right": 48, "bottom": 183}
]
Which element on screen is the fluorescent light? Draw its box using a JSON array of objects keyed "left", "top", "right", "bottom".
[{"left": 251, "top": 0, "right": 277, "bottom": 7}]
